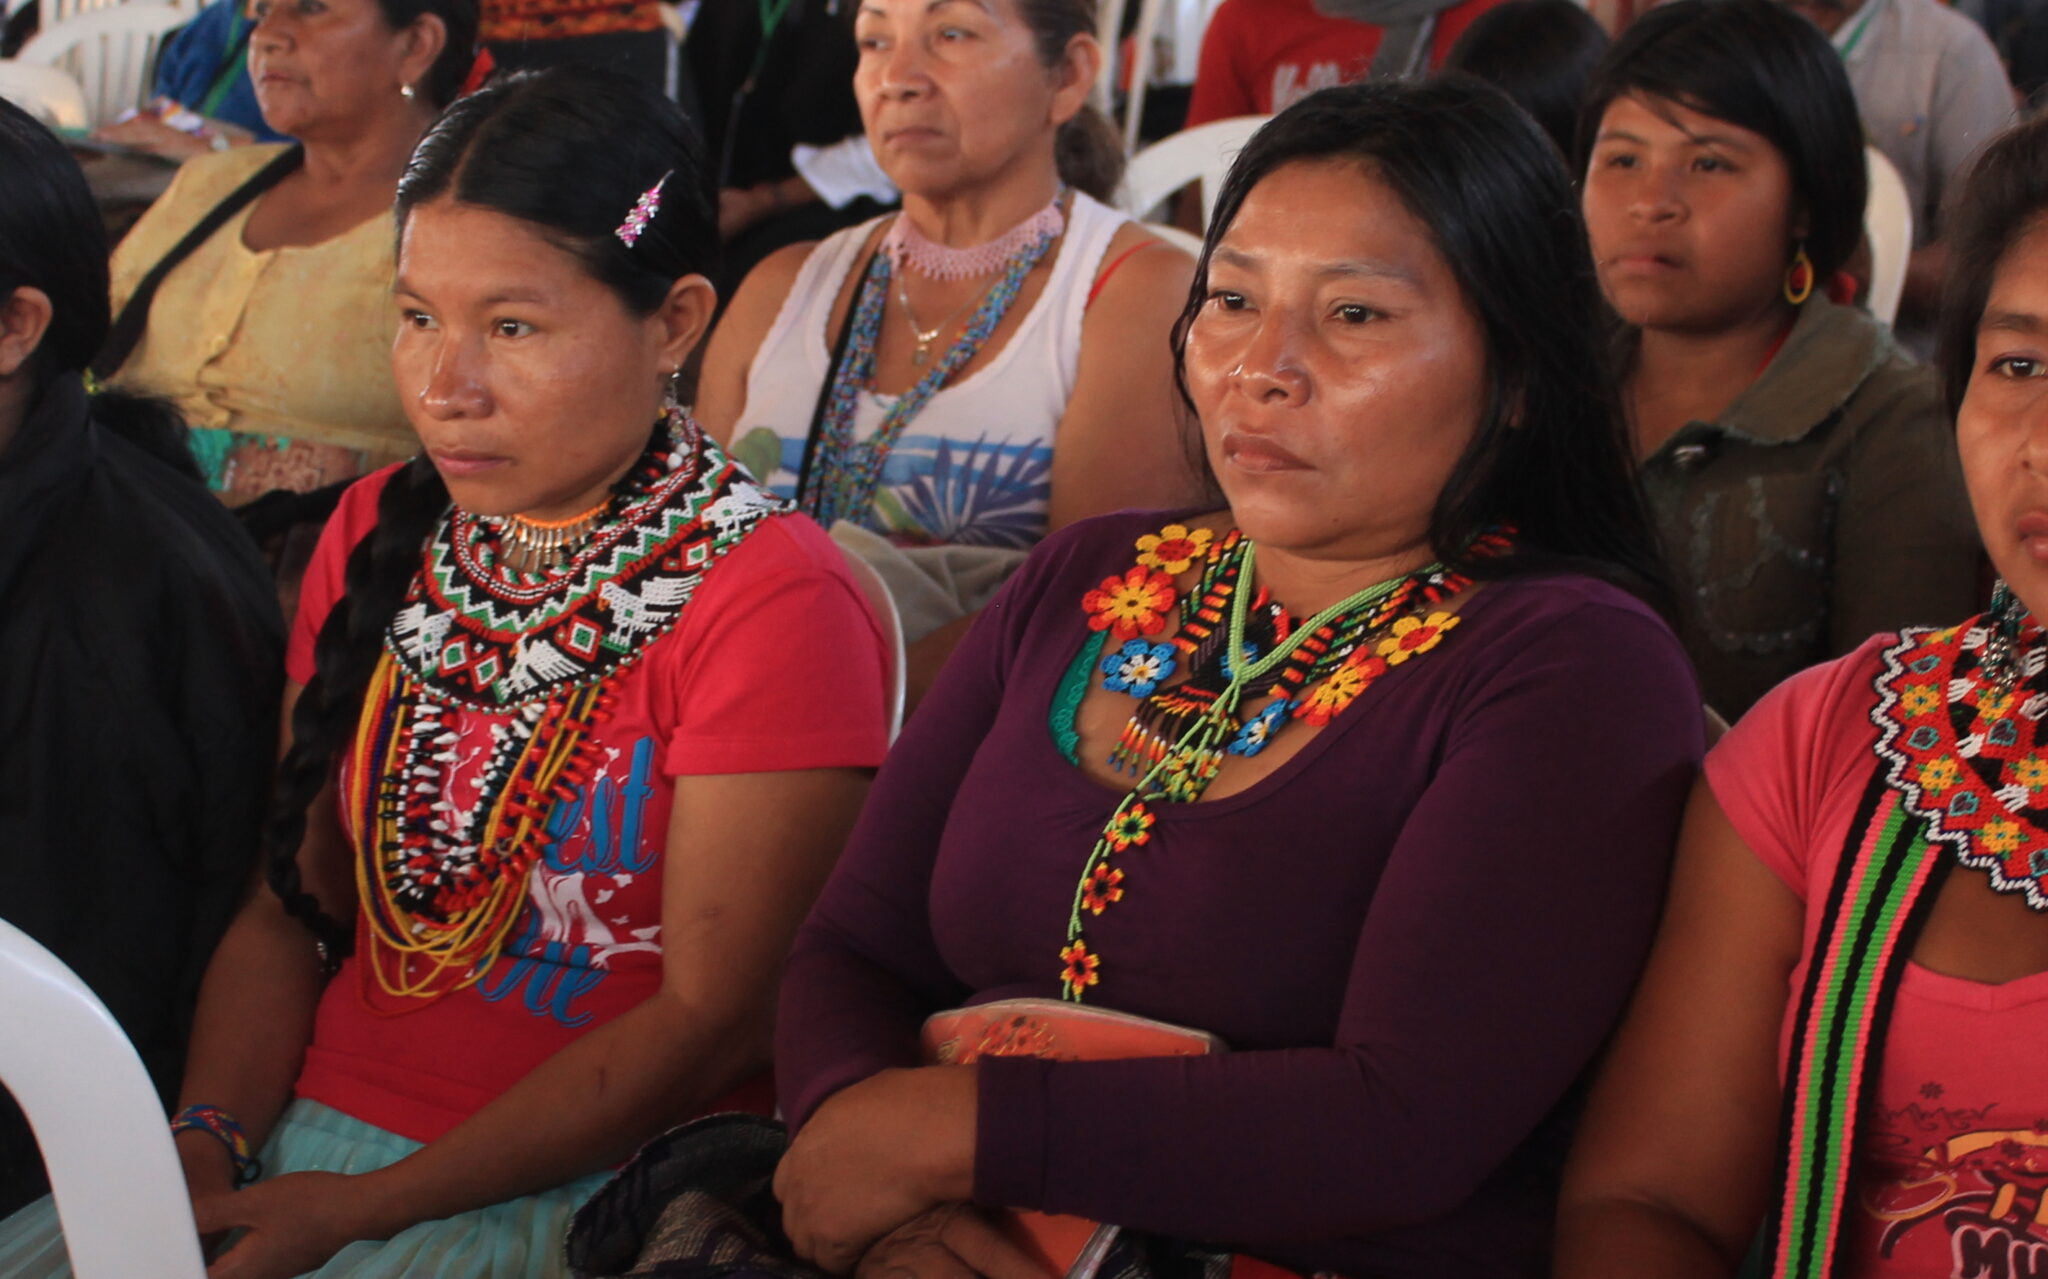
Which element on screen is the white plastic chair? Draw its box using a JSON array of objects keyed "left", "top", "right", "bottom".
[
  {"left": 18, "top": 3, "right": 190, "bottom": 129},
  {"left": 1119, "top": 0, "right": 1167, "bottom": 155},
  {"left": 0, "top": 61, "right": 90, "bottom": 130},
  {"left": 1092, "top": 0, "right": 1126, "bottom": 113},
  {"left": 1118, "top": 114, "right": 1269, "bottom": 229},
  {"left": 0, "top": 918, "right": 205, "bottom": 1278},
  {"left": 838, "top": 550, "right": 908, "bottom": 743},
  {"left": 1142, "top": 220, "right": 1203, "bottom": 256},
  {"left": 1, "top": 0, "right": 172, "bottom": 48},
  {"left": 1864, "top": 144, "right": 1914, "bottom": 327}
]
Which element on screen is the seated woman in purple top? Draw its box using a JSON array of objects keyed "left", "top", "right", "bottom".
[{"left": 768, "top": 78, "right": 1706, "bottom": 1279}]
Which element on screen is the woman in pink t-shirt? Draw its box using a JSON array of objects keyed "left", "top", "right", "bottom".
[
  {"left": 1556, "top": 112, "right": 2048, "bottom": 1279},
  {"left": 0, "top": 67, "right": 890, "bottom": 1279}
]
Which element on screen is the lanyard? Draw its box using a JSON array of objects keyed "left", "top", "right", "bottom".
[
  {"left": 1836, "top": 0, "right": 1880, "bottom": 60},
  {"left": 198, "top": 10, "right": 254, "bottom": 118},
  {"left": 719, "top": 0, "right": 801, "bottom": 186}
]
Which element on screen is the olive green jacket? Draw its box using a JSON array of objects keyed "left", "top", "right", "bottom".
[{"left": 1640, "top": 298, "right": 1980, "bottom": 720}]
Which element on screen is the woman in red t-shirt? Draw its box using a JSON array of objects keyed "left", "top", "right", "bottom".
[
  {"left": 0, "top": 67, "right": 891, "bottom": 1279},
  {"left": 1559, "top": 111, "right": 2048, "bottom": 1279}
]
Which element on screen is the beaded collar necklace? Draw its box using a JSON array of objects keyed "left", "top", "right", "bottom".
[
  {"left": 1055, "top": 523, "right": 1506, "bottom": 1001},
  {"left": 880, "top": 189, "right": 1067, "bottom": 281},
  {"left": 1872, "top": 583, "right": 2048, "bottom": 908},
  {"left": 351, "top": 415, "right": 790, "bottom": 1002}
]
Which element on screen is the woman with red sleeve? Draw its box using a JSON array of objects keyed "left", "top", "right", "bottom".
[
  {"left": 0, "top": 66, "right": 890, "bottom": 1279},
  {"left": 765, "top": 79, "right": 1703, "bottom": 1279}
]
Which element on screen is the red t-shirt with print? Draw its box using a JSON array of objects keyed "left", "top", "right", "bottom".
[
  {"left": 1184, "top": 0, "right": 1506, "bottom": 127},
  {"left": 283, "top": 465, "right": 892, "bottom": 1143},
  {"left": 1709, "top": 634, "right": 2048, "bottom": 1278}
]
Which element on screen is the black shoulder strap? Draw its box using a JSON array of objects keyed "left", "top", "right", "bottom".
[
  {"left": 793, "top": 248, "right": 871, "bottom": 516},
  {"left": 93, "top": 145, "right": 306, "bottom": 382}
]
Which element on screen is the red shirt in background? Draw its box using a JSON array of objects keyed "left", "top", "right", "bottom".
[{"left": 1184, "top": 0, "right": 1507, "bottom": 127}]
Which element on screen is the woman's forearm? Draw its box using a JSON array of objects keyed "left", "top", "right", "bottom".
[
  {"left": 173, "top": 893, "right": 329, "bottom": 1192},
  {"left": 348, "top": 986, "right": 766, "bottom": 1235}
]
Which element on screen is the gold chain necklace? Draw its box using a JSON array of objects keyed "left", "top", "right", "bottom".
[{"left": 894, "top": 269, "right": 987, "bottom": 367}]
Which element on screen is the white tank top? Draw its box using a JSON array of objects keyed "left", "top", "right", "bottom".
[{"left": 729, "top": 191, "right": 1131, "bottom": 550}]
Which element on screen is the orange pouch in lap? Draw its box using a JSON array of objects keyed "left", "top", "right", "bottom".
[{"left": 921, "top": 999, "right": 1308, "bottom": 1279}]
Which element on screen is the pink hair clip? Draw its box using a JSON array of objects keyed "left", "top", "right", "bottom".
[{"left": 615, "top": 171, "right": 672, "bottom": 248}]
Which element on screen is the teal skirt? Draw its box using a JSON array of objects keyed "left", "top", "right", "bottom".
[{"left": 0, "top": 1099, "right": 611, "bottom": 1277}]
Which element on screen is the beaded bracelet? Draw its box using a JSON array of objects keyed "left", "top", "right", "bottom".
[{"left": 169, "top": 1104, "right": 262, "bottom": 1187}]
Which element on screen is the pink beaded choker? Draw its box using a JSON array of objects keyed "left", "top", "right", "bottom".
[{"left": 881, "top": 191, "right": 1067, "bottom": 281}]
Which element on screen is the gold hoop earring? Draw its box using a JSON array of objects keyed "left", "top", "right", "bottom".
[{"left": 1783, "top": 245, "right": 1815, "bottom": 306}]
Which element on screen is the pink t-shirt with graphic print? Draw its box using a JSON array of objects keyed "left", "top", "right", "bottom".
[
  {"left": 283, "top": 465, "right": 892, "bottom": 1143},
  {"left": 1708, "top": 633, "right": 2048, "bottom": 1279}
]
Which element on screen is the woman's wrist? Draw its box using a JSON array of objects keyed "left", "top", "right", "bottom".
[
  {"left": 908, "top": 1065, "right": 979, "bottom": 1203},
  {"left": 175, "top": 1127, "right": 237, "bottom": 1197},
  {"left": 347, "top": 1158, "right": 434, "bottom": 1242}
]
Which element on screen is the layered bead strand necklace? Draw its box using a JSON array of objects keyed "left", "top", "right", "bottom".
[
  {"left": 349, "top": 412, "right": 788, "bottom": 1002},
  {"left": 799, "top": 190, "right": 1066, "bottom": 529},
  {"left": 1057, "top": 524, "right": 1509, "bottom": 1001}
]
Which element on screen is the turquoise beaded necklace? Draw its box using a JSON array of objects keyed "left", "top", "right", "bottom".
[{"left": 798, "top": 213, "right": 1060, "bottom": 530}]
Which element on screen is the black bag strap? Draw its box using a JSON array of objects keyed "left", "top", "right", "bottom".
[
  {"left": 92, "top": 144, "right": 305, "bottom": 382},
  {"left": 792, "top": 246, "right": 872, "bottom": 516}
]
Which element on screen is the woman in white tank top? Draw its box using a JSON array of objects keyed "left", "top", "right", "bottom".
[{"left": 695, "top": 0, "right": 1200, "bottom": 706}]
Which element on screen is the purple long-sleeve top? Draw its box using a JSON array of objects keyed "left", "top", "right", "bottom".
[{"left": 776, "top": 512, "right": 1703, "bottom": 1278}]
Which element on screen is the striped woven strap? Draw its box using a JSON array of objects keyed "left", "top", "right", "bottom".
[{"left": 1763, "top": 773, "right": 1948, "bottom": 1278}]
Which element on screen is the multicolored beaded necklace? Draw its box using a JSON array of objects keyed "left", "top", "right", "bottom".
[
  {"left": 348, "top": 412, "right": 789, "bottom": 1003},
  {"left": 1766, "top": 585, "right": 2048, "bottom": 1277},
  {"left": 1055, "top": 522, "right": 1505, "bottom": 1001},
  {"left": 798, "top": 196, "right": 1065, "bottom": 530}
]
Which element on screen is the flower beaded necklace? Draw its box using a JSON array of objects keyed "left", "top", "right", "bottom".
[
  {"left": 347, "top": 412, "right": 790, "bottom": 1002},
  {"left": 1765, "top": 587, "right": 2048, "bottom": 1277},
  {"left": 1873, "top": 584, "right": 2048, "bottom": 906},
  {"left": 799, "top": 193, "right": 1065, "bottom": 530},
  {"left": 1055, "top": 522, "right": 1505, "bottom": 1000}
]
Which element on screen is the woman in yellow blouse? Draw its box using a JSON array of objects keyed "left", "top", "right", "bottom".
[{"left": 107, "top": 0, "right": 478, "bottom": 505}]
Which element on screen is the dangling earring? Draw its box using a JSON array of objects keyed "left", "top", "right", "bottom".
[
  {"left": 661, "top": 367, "right": 682, "bottom": 414},
  {"left": 1783, "top": 244, "right": 1815, "bottom": 305},
  {"left": 1984, "top": 580, "right": 2031, "bottom": 692}
]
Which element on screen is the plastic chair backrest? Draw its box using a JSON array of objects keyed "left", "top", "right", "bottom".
[
  {"left": 18, "top": 2, "right": 190, "bottom": 129},
  {"left": 1141, "top": 221, "right": 1203, "bottom": 257},
  {"left": 0, "top": 60, "right": 90, "bottom": 131},
  {"left": 0, "top": 918, "right": 205, "bottom": 1278},
  {"left": 1118, "top": 114, "right": 1268, "bottom": 228},
  {"left": 1119, "top": 0, "right": 1166, "bottom": 155},
  {"left": 838, "top": 549, "right": 908, "bottom": 743},
  {"left": 1864, "top": 144, "right": 1914, "bottom": 326},
  {"left": 1092, "top": 0, "right": 1125, "bottom": 112}
]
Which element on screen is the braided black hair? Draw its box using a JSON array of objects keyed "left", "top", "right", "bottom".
[{"left": 263, "top": 67, "right": 718, "bottom": 955}]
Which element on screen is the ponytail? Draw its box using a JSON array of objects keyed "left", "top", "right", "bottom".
[
  {"left": 88, "top": 388, "right": 203, "bottom": 485},
  {"left": 262, "top": 458, "right": 450, "bottom": 959},
  {"left": 1056, "top": 103, "right": 1125, "bottom": 202}
]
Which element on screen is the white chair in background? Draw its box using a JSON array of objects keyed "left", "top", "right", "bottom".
[
  {"left": 0, "top": 918, "right": 205, "bottom": 1278},
  {"left": 1095, "top": 0, "right": 1223, "bottom": 147},
  {"left": 1092, "top": 0, "right": 1126, "bottom": 113},
  {"left": 1118, "top": 113, "right": 1268, "bottom": 229},
  {"left": 1864, "top": 144, "right": 1914, "bottom": 327},
  {"left": 2, "top": 0, "right": 182, "bottom": 50},
  {"left": 838, "top": 551, "right": 908, "bottom": 743},
  {"left": 0, "top": 60, "right": 89, "bottom": 130},
  {"left": 18, "top": 2, "right": 189, "bottom": 129},
  {"left": 1142, "top": 221, "right": 1203, "bottom": 256},
  {"left": 1118, "top": 0, "right": 1167, "bottom": 155}
]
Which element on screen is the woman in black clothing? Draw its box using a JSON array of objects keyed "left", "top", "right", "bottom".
[{"left": 0, "top": 98, "right": 282, "bottom": 1214}]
